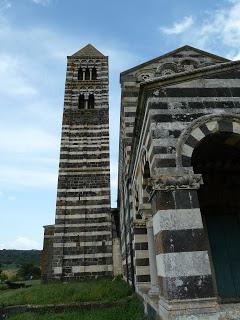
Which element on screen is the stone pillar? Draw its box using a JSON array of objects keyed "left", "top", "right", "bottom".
[
  {"left": 84, "top": 93, "right": 88, "bottom": 109},
  {"left": 82, "top": 68, "right": 86, "bottom": 80},
  {"left": 89, "top": 68, "right": 92, "bottom": 80},
  {"left": 146, "top": 219, "right": 159, "bottom": 297},
  {"left": 149, "top": 174, "right": 218, "bottom": 318}
]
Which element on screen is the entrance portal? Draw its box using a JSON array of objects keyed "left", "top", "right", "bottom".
[{"left": 192, "top": 132, "right": 240, "bottom": 300}]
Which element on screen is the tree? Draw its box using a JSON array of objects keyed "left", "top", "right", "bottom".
[{"left": 17, "top": 263, "right": 41, "bottom": 280}]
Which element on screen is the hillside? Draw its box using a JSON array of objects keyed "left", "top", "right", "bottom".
[{"left": 0, "top": 250, "right": 41, "bottom": 268}]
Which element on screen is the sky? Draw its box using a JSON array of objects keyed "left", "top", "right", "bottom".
[{"left": 1, "top": 0, "right": 240, "bottom": 250}]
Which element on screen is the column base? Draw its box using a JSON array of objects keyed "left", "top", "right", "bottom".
[{"left": 158, "top": 296, "right": 219, "bottom": 320}]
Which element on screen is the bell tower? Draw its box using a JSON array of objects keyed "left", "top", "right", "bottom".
[{"left": 51, "top": 44, "right": 112, "bottom": 280}]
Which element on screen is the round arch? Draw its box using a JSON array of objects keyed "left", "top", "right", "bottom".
[
  {"left": 191, "top": 130, "right": 240, "bottom": 299},
  {"left": 176, "top": 114, "right": 240, "bottom": 167}
]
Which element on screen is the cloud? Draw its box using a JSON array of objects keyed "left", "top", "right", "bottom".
[
  {"left": 160, "top": 16, "right": 193, "bottom": 35},
  {"left": 0, "top": 54, "right": 38, "bottom": 96},
  {"left": 8, "top": 195, "right": 16, "bottom": 201},
  {"left": 0, "top": 126, "right": 58, "bottom": 154},
  {"left": 0, "top": 0, "right": 11, "bottom": 11},
  {"left": 0, "top": 167, "right": 57, "bottom": 188},
  {"left": 0, "top": 237, "right": 41, "bottom": 250},
  {"left": 159, "top": 0, "right": 240, "bottom": 60},
  {"left": 31, "top": 0, "right": 50, "bottom": 5},
  {"left": 193, "top": 1, "right": 240, "bottom": 50}
]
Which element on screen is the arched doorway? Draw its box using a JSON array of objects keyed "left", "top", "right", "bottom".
[{"left": 192, "top": 131, "right": 240, "bottom": 300}]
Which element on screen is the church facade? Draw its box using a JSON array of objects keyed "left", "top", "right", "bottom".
[{"left": 42, "top": 44, "right": 240, "bottom": 319}]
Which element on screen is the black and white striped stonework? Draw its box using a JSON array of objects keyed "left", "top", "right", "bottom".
[
  {"left": 51, "top": 45, "right": 112, "bottom": 281},
  {"left": 128, "top": 57, "right": 240, "bottom": 304},
  {"left": 152, "top": 188, "right": 215, "bottom": 299},
  {"left": 133, "top": 226, "right": 150, "bottom": 285},
  {"left": 144, "top": 65, "right": 240, "bottom": 176},
  {"left": 118, "top": 46, "right": 228, "bottom": 287},
  {"left": 179, "top": 117, "right": 240, "bottom": 167}
]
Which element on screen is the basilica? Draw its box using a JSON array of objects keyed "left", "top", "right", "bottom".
[{"left": 42, "top": 44, "right": 240, "bottom": 319}]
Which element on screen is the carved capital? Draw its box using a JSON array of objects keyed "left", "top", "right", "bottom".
[
  {"left": 147, "top": 174, "right": 202, "bottom": 195},
  {"left": 131, "top": 220, "right": 146, "bottom": 228}
]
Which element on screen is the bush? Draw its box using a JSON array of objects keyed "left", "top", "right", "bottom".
[
  {"left": 17, "top": 264, "right": 41, "bottom": 280},
  {"left": 0, "top": 284, "right": 8, "bottom": 291},
  {"left": 0, "top": 272, "right": 8, "bottom": 282}
]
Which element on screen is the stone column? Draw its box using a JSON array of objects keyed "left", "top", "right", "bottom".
[
  {"left": 82, "top": 68, "right": 86, "bottom": 80},
  {"left": 89, "top": 68, "right": 92, "bottom": 80},
  {"left": 149, "top": 174, "right": 218, "bottom": 319},
  {"left": 146, "top": 218, "right": 159, "bottom": 297},
  {"left": 84, "top": 93, "right": 88, "bottom": 109}
]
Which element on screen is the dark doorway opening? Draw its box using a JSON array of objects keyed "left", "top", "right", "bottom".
[{"left": 192, "top": 132, "right": 240, "bottom": 300}]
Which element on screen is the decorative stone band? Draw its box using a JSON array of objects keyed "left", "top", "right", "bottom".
[
  {"left": 146, "top": 174, "right": 202, "bottom": 198},
  {"left": 176, "top": 113, "right": 240, "bottom": 167}
]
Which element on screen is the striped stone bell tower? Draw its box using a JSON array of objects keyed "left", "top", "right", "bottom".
[{"left": 51, "top": 44, "right": 113, "bottom": 280}]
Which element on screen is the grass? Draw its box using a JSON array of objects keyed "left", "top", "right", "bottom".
[
  {"left": 8, "top": 296, "right": 147, "bottom": 320},
  {"left": 0, "top": 284, "right": 8, "bottom": 291},
  {"left": 0, "top": 277, "right": 132, "bottom": 306}
]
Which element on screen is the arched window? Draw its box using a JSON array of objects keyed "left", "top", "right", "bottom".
[
  {"left": 92, "top": 67, "right": 97, "bottom": 80},
  {"left": 78, "top": 68, "right": 83, "bottom": 80},
  {"left": 88, "top": 94, "right": 94, "bottom": 109},
  {"left": 78, "top": 94, "right": 84, "bottom": 109},
  {"left": 85, "top": 68, "right": 90, "bottom": 80},
  {"left": 143, "top": 161, "right": 150, "bottom": 180}
]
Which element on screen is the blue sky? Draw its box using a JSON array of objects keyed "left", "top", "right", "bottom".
[{"left": 0, "top": 0, "right": 240, "bottom": 250}]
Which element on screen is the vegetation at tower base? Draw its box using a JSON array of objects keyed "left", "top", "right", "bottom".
[
  {"left": 0, "top": 278, "right": 147, "bottom": 320},
  {"left": 0, "top": 278, "right": 131, "bottom": 306},
  {"left": 7, "top": 296, "right": 147, "bottom": 320}
]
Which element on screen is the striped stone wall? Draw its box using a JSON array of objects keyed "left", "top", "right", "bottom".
[
  {"left": 118, "top": 46, "right": 227, "bottom": 290},
  {"left": 41, "top": 225, "right": 54, "bottom": 283},
  {"left": 50, "top": 46, "right": 113, "bottom": 281},
  {"left": 128, "top": 59, "right": 240, "bottom": 317}
]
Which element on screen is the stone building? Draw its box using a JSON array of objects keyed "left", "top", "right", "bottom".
[
  {"left": 43, "top": 43, "right": 240, "bottom": 318},
  {"left": 118, "top": 45, "right": 240, "bottom": 319},
  {"left": 42, "top": 44, "right": 121, "bottom": 281}
]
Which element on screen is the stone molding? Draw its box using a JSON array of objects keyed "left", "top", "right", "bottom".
[{"left": 146, "top": 174, "right": 202, "bottom": 196}]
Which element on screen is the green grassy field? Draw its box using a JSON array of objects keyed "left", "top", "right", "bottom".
[
  {"left": 0, "top": 278, "right": 147, "bottom": 320},
  {"left": 0, "top": 277, "right": 132, "bottom": 306},
  {"left": 8, "top": 296, "right": 147, "bottom": 320}
]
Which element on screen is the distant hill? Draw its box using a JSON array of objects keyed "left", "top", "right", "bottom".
[{"left": 0, "top": 250, "right": 42, "bottom": 268}]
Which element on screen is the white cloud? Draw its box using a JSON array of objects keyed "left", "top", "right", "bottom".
[
  {"left": 0, "top": 0, "right": 11, "bottom": 11},
  {"left": 0, "top": 237, "right": 41, "bottom": 250},
  {"left": 31, "top": 0, "right": 50, "bottom": 5},
  {"left": 8, "top": 195, "right": 16, "bottom": 201},
  {"left": 0, "top": 167, "right": 57, "bottom": 188},
  {"left": 159, "top": 0, "right": 240, "bottom": 60},
  {"left": 193, "top": 1, "right": 240, "bottom": 50},
  {"left": 160, "top": 16, "right": 193, "bottom": 35},
  {"left": 0, "top": 126, "right": 58, "bottom": 154},
  {"left": 0, "top": 54, "right": 38, "bottom": 96}
]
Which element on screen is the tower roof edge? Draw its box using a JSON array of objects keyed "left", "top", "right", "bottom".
[{"left": 72, "top": 44, "right": 106, "bottom": 57}]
